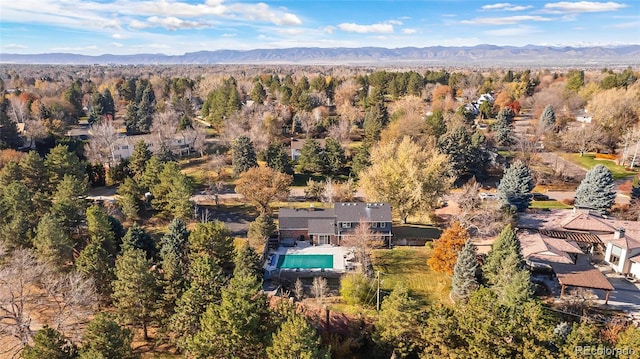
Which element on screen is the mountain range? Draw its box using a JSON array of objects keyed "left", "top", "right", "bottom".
[{"left": 2, "top": 45, "right": 639, "bottom": 66}]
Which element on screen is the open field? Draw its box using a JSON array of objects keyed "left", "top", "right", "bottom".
[{"left": 371, "top": 247, "right": 451, "bottom": 306}]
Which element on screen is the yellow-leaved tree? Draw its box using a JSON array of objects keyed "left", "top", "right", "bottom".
[{"left": 359, "top": 136, "right": 452, "bottom": 224}]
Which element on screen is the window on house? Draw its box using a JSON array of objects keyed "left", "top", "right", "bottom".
[
  {"left": 609, "top": 245, "right": 622, "bottom": 265},
  {"left": 379, "top": 222, "right": 386, "bottom": 228},
  {"left": 372, "top": 222, "right": 378, "bottom": 228},
  {"left": 609, "top": 254, "right": 620, "bottom": 266},
  {"left": 122, "top": 145, "right": 128, "bottom": 150},
  {"left": 341, "top": 222, "right": 351, "bottom": 228}
]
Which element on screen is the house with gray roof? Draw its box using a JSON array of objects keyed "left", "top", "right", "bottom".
[{"left": 278, "top": 202, "right": 392, "bottom": 246}]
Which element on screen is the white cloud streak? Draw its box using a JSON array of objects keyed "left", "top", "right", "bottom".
[
  {"left": 543, "top": 1, "right": 627, "bottom": 13},
  {"left": 462, "top": 15, "right": 552, "bottom": 25},
  {"left": 481, "top": 3, "right": 534, "bottom": 11},
  {"left": 337, "top": 22, "right": 394, "bottom": 33}
]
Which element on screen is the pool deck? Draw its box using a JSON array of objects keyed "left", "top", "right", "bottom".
[{"left": 265, "top": 241, "right": 353, "bottom": 273}]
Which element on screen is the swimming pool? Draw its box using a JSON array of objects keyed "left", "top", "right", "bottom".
[{"left": 276, "top": 254, "right": 334, "bottom": 269}]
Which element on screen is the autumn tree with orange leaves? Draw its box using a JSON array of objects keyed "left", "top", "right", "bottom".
[
  {"left": 427, "top": 221, "right": 470, "bottom": 275},
  {"left": 235, "top": 166, "right": 292, "bottom": 215}
]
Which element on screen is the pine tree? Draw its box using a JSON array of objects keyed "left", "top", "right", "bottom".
[
  {"left": 188, "top": 220, "right": 235, "bottom": 270},
  {"left": 121, "top": 224, "right": 155, "bottom": 259},
  {"left": 351, "top": 145, "right": 371, "bottom": 177},
  {"left": 86, "top": 205, "right": 116, "bottom": 255},
  {"left": 540, "top": 104, "right": 556, "bottom": 129},
  {"left": 0, "top": 98, "right": 21, "bottom": 149},
  {"left": 75, "top": 240, "right": 115, "bottom": 299},
  {"left": 34, "top": 214, "right": 73, "bottom": 267},
  {"left": 80, "top": 313, "right": 138, "bottom": 359},
  {"left": 265, "top": 142, "right": 293, "bottom": 175},
  {"left": 19, "top": 151, "right": 47, "bottom": 194},
  {"left": 267, "top": 312, "right": 329, "bottom": 359},
  {"left": 231, "top": 135, "right": 258, "bottom": 176},
  {"left": 492, "top": 108, "right": 514, "bottom": 146},
  {"left": 188, "top": 270, "right": 269, "bottom": 358},
  {"left": 160, "top": 218, "right": 190, "bottom": 313},
  {"left": 428, "top": 221, "right": 469, "bottom": 275},
  {"left": 169, "top": 254, "right": 225, "bottom": 352},
  {"left": 451, "top": 239, "right": 479, "bottom": 303},
  {"left": 51, "top": 174, "right": 88, "bottom": 231},
  {"left": 574, "top": 164, "right": 616, "bottom": 214},
  {"left": 492, "top": 251, "right": 534, "bottom": 308},
  {"left": 234, "top": 242, "right": 263, "bottom": 279},
  {"left": 375, "top": 285, "right": 421, "bottom": 358},
  {"left": 116, "top": 177, "right": 142, "bottom": 221},
  {"left": 324, "top": 137, "right": 346, "bottom": 175},
  {"left": 128, "top": 141, "right": 152, "bottom": 180},
  {"left": 21, "top": 325, "right": 78, "bottom": 359},
  {"left": 250, "top": 82, "right": 267, "bottom": 104},
  {"left": 247, "top": 214, "right": 276, "bottom": 241},
  {"left": 150, "top": 162, "right": 193, "bottom": 220},
  {"left": 298, "top": 138, "right": 326, "bottom": 173},
  {"left": 0, "top": 181, "right": 33, "bottom": 247},
  {"left": 363, "top": 87, "right": 388, "bottom": 144},
  {"left": 45, "top": 144, "right": 86, "bottom": 190},
  {"left": 497, "top": 160, "right": 534, "bottom": 212},
  {"left": 483, "top": 224, "right": 523, "bottom": 284},
  {"left": 112, "top": 248, "right": 160, "bottom": 340},
  {"left": 0, "top": 160, "right": 22, "bottom": 187}
]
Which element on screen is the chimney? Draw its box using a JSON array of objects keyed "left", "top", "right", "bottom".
[{"left": 614, "top": 228, "right": 625, "bottom": 239}]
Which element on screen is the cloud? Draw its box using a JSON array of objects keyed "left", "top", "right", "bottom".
[
  {"left": 112, "top": 33, "right": 128, "bottom": 39},
  {"left": 111, "top": 42, "right": 124, "bottom": 47},
  {"left": 388, "top": 20, "right": 404, "bottom": 25},
  {"left": 481, "top": 3, "right": 534, "bottom": 11},
  {"left": 221, "top": 33, "right": 236, "bottom": 37},
  {"left": 461, "top": 15, "right": 552, "bottom": 25},
  {"left": 337, "top": 22, "right": 394, "bottom": 34},
  {"left": 609, "top": 21, "right": 640, "bottom": 28},
  {"left": 229, "top": 3, "right": 302, "bottom": 26},
  {"left": 3, "top": 44, "right": 28, "bottom": 49},
  {"left": 322, "top": 26, "right": 336, "bottom": 34},
  {"left": 543, "top": 1, "right": 627, "bottom": 13},
  {"left": 147, "top": 16, "right": 210, "bottom": 30},
  {"left": 483, "top": 25, "right": 540, "bottom": 36},
  {"left": 402, "top": 28, "right": 417, "bottom": 34}
]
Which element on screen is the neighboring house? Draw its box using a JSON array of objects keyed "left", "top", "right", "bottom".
[
  {"left": 290, "top": 138, "right": 326, "bottom": 161},
  {"left": 519, "top": 208, "right": 640, "bottom": 279},
  {"left": 477, "top": 93, "right": 494, "bottom": 106},
  {"left": 110, "top": 134, "right": 193, "bottom": 161},
  {"left": 278, "top": 202, "right": 393, "bottom": 245},
  {"left": 575, "top": 109, "right": 593, "bottom": 123}
]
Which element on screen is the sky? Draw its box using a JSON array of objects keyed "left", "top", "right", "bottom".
[{"left": 1, "top": 0, "right": 639, "bottom": 55}]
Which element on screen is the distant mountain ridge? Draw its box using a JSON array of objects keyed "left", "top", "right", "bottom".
[{"left": 2, "top": 45, "right": 639, "bottom": 66}]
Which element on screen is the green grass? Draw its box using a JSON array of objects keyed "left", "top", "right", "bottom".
[
  {"left": 564, "top": 153, "right": 637, "bottom": 179},
  {"left": 529, "top": 200, "right": 572, "bottom": 209},
  {"left": 498, "top": 150, "right": 517, "bottom": 158},
  {"left": 371, "top": 247, "right": 451, "bottom": 307}
]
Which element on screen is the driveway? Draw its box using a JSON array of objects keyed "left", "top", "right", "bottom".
[{"left": 595, "top": 268, "right": 640, "bottom": 316}]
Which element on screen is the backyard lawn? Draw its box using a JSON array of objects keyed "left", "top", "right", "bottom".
[
  {"left": 371, "top": 246, "right": 451, "bottom": 306},
  {"left": 564, "top": 153, "right": 637, "bottom": 179},
  {"left": 529, "top": 200, "right": 572, "bottom": 210}
]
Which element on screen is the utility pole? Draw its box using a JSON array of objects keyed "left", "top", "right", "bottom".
[{"left": 376, "top": 271, "right": 381, "bottom": 315}]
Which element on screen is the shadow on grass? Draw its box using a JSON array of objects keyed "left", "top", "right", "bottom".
[{"left": 393, "top": 224, "right": 442, "bottom": 240}]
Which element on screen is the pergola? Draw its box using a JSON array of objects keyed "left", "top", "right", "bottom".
[{"left": 550, "top": 262, "right": 615, "bottom": 304}]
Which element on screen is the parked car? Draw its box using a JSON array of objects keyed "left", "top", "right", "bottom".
[
  {"left": 532, "top": 192, "right": 550, "bottom": 201},
  {"left": 479, "top": 192, "right": 497, "bottom": 200}
]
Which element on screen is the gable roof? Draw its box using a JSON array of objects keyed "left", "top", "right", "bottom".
[
  {"left": 561, "top": 212, "right": 617, "bottom": 233},
  {"left": 278, "top": 207, "right": 334, "bottom": 230},
  {"left": 519, "top": 231, "right": 583, "bottom": 265},
  {"left": 334, "top": 202, "right": 392, "bottom": 223}
]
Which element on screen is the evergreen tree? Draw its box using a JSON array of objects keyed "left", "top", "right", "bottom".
[
  {"left": 34, "top": 214, "right": 73, "bottom": 267},
  {"left": 339, "top": 272, "right": 375, "bottom": 306},
  {"left": 247, "top": 214, "right": 276, "bottom": 241},
  {"left": 492, "top": 108, "right": 514, "bottom": 146},
  {"left": 128, "top": 141, "right": 152, "bottom": 180},
  {"left": 21, "top": 325, "right": 78, "bottom": 359},
  {"left": 0, "top": 98, "right": 21, "bottom": 149},
  {"left": 140, "top": 155, "right": 164, "bottom": 191},
  {"left": 438, "top": 126, "right": 482, "bottom": 177},
  {"left": 80, "top": 313, "right": 138, "bottom": 359},
  {"left": 428, "top": 221, "right": 469, "bottom": 275},
  {"left": 375, "top": 285, "right": 421, "bottom": 358},
  {"left": 19, "top": 151, "right": 47, "bottom": 194},
  {"left": 560, "top": 322, "right": 604, "bottom": 359},
  {"left": 0, "top": 181, "right": 33, "bottom": 247},
  {"left": 574, "top": 164, "right": 616, "bottom": 214},
  {"left": 250, "top": 82, "right": 267, "bottom": 104},
  {"left": 75, "top": 240, "right": 115, "bottom": 299},
  {"left": 491, "top": 251, "right": 534, "bottom": 308},
  {"left": 135, "top": 85, "right": 155, "bottom": 134},
  {"left": 112, "top": 247, "right": 160, "bottom": 340},
  {"left": 86, "top": 205, "right": 117, "bottom": 255},
  {"left": 188, "top": 220, "right": 235, "bottom": 270},
  {"left": 424, "top": 110, "right": 447, "bottom": 138},
  {"left": 150, "top": 162, "right": 193, "bottom": 220},
  {"left": 116, "top": 177, "right": 143, "bottom": 221},
  {"left": 231, "top": 135, "right": 258, "bottom": 176},
  {"left": 51, "top": 174, "right": 88, "bottom": 231},
  {"left": 451, "top": 239, "right": 479, "bottom": 303},
  {"left": 170, "top": 254, "right": 225, "bottom": 352},
  {"left": 324, "top": 137, "right": 346, "bottom": 175},
  {"left": 0, "top": 161, "right": 22, "bottom": 186},
  {"left": 234, "top": 242, "right": 263, "bottom": 279},
  {"left": 159, "top": 218, "right": 190, "bottom": 313},
  {"left": 265, "top": 142, "right": 293, "bottom": 175},
  {"left": 267, "top": 312, "right": 329, "bottom": 359},
  {"left": 188, "top": 270, "right": 269, "bottom": 358},
  {"left": 351, "top": 145, "right": 371, "bottom": 177},
  {"left": 483, "top": 224, "right": 523, "bottom": 284},
  {"left": 297, "top": 138, "right": 326, "bottom": 173},
  {"left": 540, "top": 104, "right": 556, "bottom": 129},
  {"left": 497, "top": 160, "right": 534, "bottom": 212},
  {"left": 45, "top": 144, "right": 86, "bottom": 190},
  {"left": 363, "top": 87, "right": 389, "bottom": 144},
  {"left": 121, "top": 224, "right": 155, "bottom": 259}
]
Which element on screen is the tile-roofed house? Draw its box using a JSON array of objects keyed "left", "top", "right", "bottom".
[
  {"left": 277, "top": 203, "right": 392, "bottom": 246},
  {"left": 518, "top": 208, "right": 640, "bottom": 280}
]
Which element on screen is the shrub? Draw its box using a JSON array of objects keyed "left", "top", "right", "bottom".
[
  {"left": 340, "top": 272, "right": 375, "bottom": 306},
  {"left": 561, "top": 198, "right": 575, "bottom": 206}
]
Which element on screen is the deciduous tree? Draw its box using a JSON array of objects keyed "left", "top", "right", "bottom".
[
  {"left": 235, "top": 166, "right": 291, "bottom": 215},
  {"left": 428, "top": 221, "right": 469, "bottom": 275},
  {"left": 359, "top": 136, "right": 452, "bottom": 223}
]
